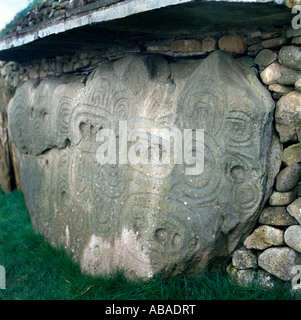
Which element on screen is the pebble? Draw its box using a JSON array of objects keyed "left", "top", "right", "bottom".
[
  {"left": 244, "top": 225, "right": 284, "bottom": 250},
  {"left": 259, "top": 206, "right": 298, "bottom": 226},
  {"left": 260, "top": 62, "right": 281, "bottom": 85},
  {"left": 258, "top": 247, "right": 301, "bottom": 281},
  {"left": 276, "top": 162, "right": 301, "bottom": 192},
  {"left": 232, "top": 246, "right": 257, "bottom": 269},
  {"left": 275, "top": 91, "right": 301, "bottom": 143},
  {"left": 284, "top": 225, "right": 301, "bottom": 253},
  {"left": 262, "top": 37, "right": 287, "bottom": 49},
  {"left": 218, "top": 35, "right": 247, "bottom": 54},
  {"left": 287, "top": 197, "right": 301, "bottom": 224},
  {"left": 269, "top": 189, "right": 297, "bottom": 206},
  {"left": 281, "top": 143, "right": 301, "bottom": 166},
  {"left": 254, "top": 49, "right": 277, "bottom": 67},
  {"left": 278, "top": 46, "right": 301, "bottom": 71}
]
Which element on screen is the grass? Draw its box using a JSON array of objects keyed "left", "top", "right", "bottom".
[{"left": 0, "top": 188, "right": 298, "bottom": 300}]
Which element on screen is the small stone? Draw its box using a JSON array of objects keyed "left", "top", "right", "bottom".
[
  {"left": 170, "top": 39, "right": 202, "bottom": 53},
  {"left": 232, "top": 246, "right": 257, "bottom": 270},
  {"left": 254, "top": 49, "right": 277, "bottom": 67},
  {"left": 268, "top": 84, "right": 293, "bottom": 96},
  {"left": 227, "top": 264, "right": 257, "bottom": 287},
  {"left": 201, "top": 37, "right": 217, "bottom": 54},
  {"left": 218, "top": 35, "right": 247, "bottom": 54},
  {"left": 297, "top": 182, "right": 301, "bottom": 197},
  {"left": 276, "top": 163, "right": 301, "bottom": 192},
  {"left": 73, "top": 0, "right": 85, "bottom": 9},
  {"left": 265, "top": 132, "right": 283, "bottom": 202},
  {"left": 55, "top": 61, "right": 63, "bottom": 74},
  {"left": 52, "top": 1, "right": 59, "bottom": 9},
  {"left": 260, "top": 62, "right": 281, "bottom": 85},
  {"left": 147, "top": 45, "right": 170, "bottom": 53},
  {"left": 282, "top": 143, "right": 301, "bottom": 166},
  {"left": 292, "top": 36, "right": 301, "bottom": 45},
  {"left": 53, "top": 9, "right": 65, "bottom": 17},
  {"left": 278, "top": 65, "right": 301, "bottom": 86},
  {"left": 284, "top": 225, "right": 301, "bottom": 253},
  {"left": 258, "top": 247, "right": 301, "bottom": 281},
  {"left": 48, "top": 9, "right": 55, "bottom": 18},
  {"left": 251, "top": 31, "right": 262, "bottom": 38},
  {"left": 275, "top": 91, "right": 301, "bottom": 143},
  {"left": 28, "top": 68, "right": 39, "bottom": 79},
  {"left": 248, "top": 43, "right": 264, "bottom": 56},
  {"left": 59, "top": 1, "right": 69, "bottom": 9},
  {"left": 262, "top": 37, "right": 287, "bottom": 49},
  {"left": 259, "top": 206, "right": 298, "bottom": 226},
  {"left": 287, "top": 28, "right": 301, "bottom": 38},
  {"left": 287, "top": 198, "right": 301, "bottom": 224},
  {"left": 296, "top": 79, "right": 301, "bottom": 91},
  {"left": 257, "top": 269, "right": 278, "bottom": 289},
  {"left": 269, "top": 189, "right": 297, "bottom": 206},
  {"left": 261, "top": 32, "right": 281, "bottom": 40},
  {"left": 39, "top": 70, "right": 47, "bottom": 78},
  {"left": 245, "top": 36, "right": 262, "bottom": 46},
  {"left": 278, "top": 46, "right": 301, "bottom": 71},
  {"left": 244, "top": 225, "right": 284, "bottom": 250},
  {"left": 63, "top": 61, "right": 74, "bottom": 73}
]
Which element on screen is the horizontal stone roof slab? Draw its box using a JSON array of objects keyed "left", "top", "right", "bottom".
[{"left": 0, "top": 0, "right": 293, "bottom": 61}]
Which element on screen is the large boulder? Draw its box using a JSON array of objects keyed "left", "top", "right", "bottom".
[{"left": 8, "top": 51, "right": 275, "bottom": 278}]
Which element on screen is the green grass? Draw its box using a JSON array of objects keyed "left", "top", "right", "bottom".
[{"left": 0, "top": 188, "right": 298, "bottom": 300}]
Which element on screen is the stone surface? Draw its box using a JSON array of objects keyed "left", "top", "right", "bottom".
[
  {"left": 8, "top": 51, "right": 275, "bottom": 278},
  {"left": 201, "top": 37, "right": 217, "bottom": 54},
  {"left": 227, "top": 264, "right": 257, "bottom": 287},
  {"left": 282, "top": 143, "right": 301, "bottom": 166},
  {"left": 278, "top": 46, "right": 301, "bottom": 71},
  {"left": 248, "top": 44, "right": 264, "bottom": 57},
  {"left": 257, "top": 269, "right": 278, "bottom": 289},
  {"left": 269, "top": 190, "right": 297, "bottom": 206},
  {"left": 296, "top": 79, "right": 301, "bottom": 91},
  {"left": 254, "top": 49, "right": 277, "bottom": 67},
  {"left": 170, "top": 39, "right": 202, "bottom": 53},
  {"left": 218, "top": 35, "right": 247, "bottom": 54},
  {"left": 244, "top": 225, "right": 284, "bottom": 250},
  {"left": 286, "top": 28, "right": 301, "bottom": 38},
  {"left": 276, "top": 163, "right": 301, "bottom": 192},
  {"left": 232, "top": 246, "right": 257, "bottom": 270},
  {"left": 284, "top": 226, "right": 301, "bottom": 253},
  {"left": 292, "top": 36, "right": 301, "bottom": 45},
  {"left": 268, "top": 84, "right": 292, "bottom": 96},
  {"left": 265, "top": 132, "right": 282, "bottom": 203},
  {"left": 260, "top": 62, "right": 281, "bottom": 85},
  {"left": 287, "top": 198, "right": 301, "bottom": 224},
  {"left": 259, "top": 206, "right": 298, "bottom": 226},
  {"left": 0, "top": 88, "right": 14, "bottom": 193},
  {"left": 275, "top": 91, "right": 301, "bottom": 143},
  {"left": 278, "top": 65, "right": 301, "bottom": 86},
  {"left": 258, "top": 247, "right": 301, "bottom": 281},
  {"left": 261, "top": 37, "right": 287, "bottom": 49}
]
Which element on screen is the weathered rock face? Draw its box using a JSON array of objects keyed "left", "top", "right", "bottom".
[
  {"left": 0, "top": 88, "right": 14, "bottom": 193},
  {"left": 8, "top": 51, "right": 275, "bottom": 278}
]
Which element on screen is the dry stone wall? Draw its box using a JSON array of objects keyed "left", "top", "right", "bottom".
[
  {"left": 3, "top": 0, "right": 110, "bottom": 35},
  {"left": 1, "top": 22, "right": 301, "bottom": 286}
]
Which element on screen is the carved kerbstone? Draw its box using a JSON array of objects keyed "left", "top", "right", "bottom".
[{"left": 8, "top": 51, "right": 275, "bottom": 278}]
